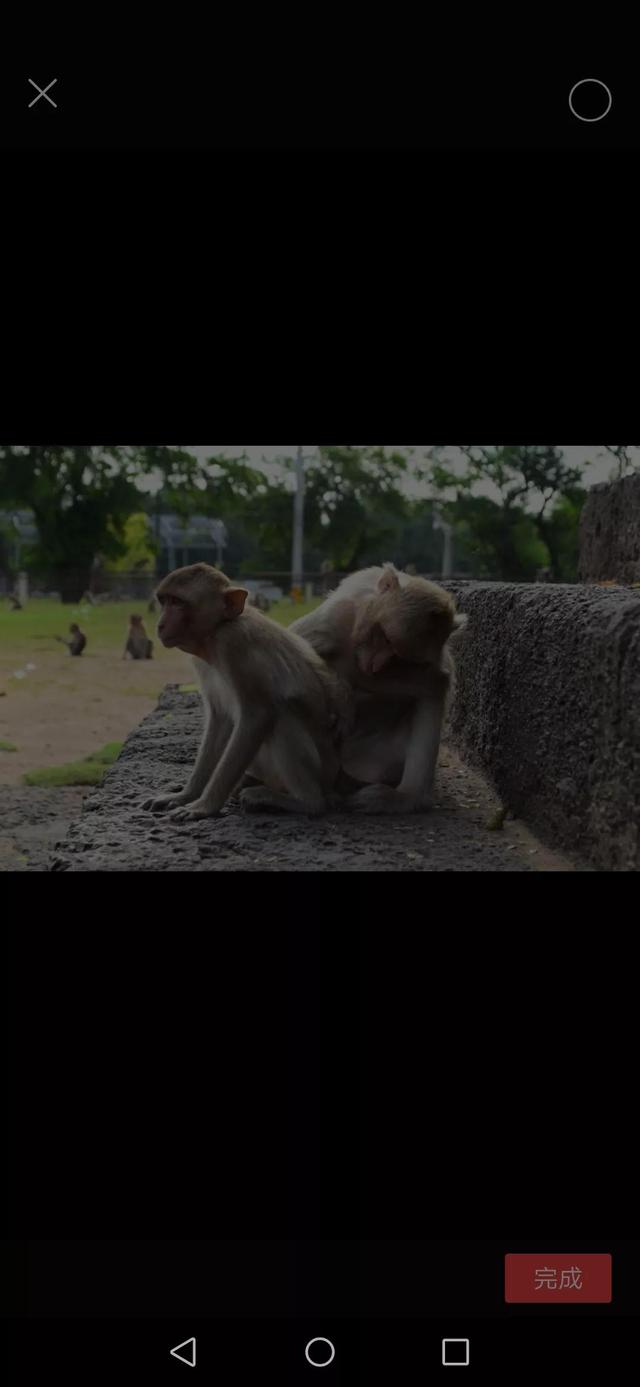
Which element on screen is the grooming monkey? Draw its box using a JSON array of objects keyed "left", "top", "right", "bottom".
[
  {"left": 123, "top": 614, "right": 154, "bottom": 660},
  {"left": 291, "top": 564, "right": 467, "bottom": 813},
  {"left": 142, "top": 564, "right": 350, "bottom": 820}
]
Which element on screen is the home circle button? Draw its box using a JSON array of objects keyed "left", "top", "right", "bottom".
[
  {"left": 568, "top": 79, "right": 612, "bottom": 123},
  {"left": 305, "top": 1337, "right": 336, "bottom": 1367}
]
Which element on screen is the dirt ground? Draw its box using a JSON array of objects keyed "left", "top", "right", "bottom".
[
  {"left": 0, "top": 640, "right": 185, "bottom": 868},
  {"left": 0, "top": 644, "right": 187, "bottom": 784}
]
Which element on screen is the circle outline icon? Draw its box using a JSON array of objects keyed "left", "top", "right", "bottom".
[
  {"left": 305, "top": 1336, "right": 336, "bottom": 1367},
  {"left": 568, "top": 78, "right": 612, "bottom": 123}
]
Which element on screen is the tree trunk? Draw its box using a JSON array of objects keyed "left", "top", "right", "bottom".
[{"left": 57, "top": 570, "right": 90, "bottom": 603}]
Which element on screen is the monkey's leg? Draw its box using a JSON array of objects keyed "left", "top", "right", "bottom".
[
  {"left": 398, "top": 694, "right": 445, "bottom": 809},
  {"left": 349, "top": 695, "right": 444, "bottom": 814},
  {"left": 240, "top": 715, "right": 331, "bottom": 815},
  {"left": 171, "top": 712, "right": 273, "bottom": 820},
  {"left": 141, "top": 713, "right": 232, "bottom": 811}
]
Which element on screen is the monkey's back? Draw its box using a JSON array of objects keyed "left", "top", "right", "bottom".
[{"left": 212, "top": 606, "right": 350, "bottom": 730}]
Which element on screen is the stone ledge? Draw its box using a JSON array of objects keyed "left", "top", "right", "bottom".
[
  {"left": 579, "top": 473, "right": 640, "bottom": 584},
  {"left": 443, "top": 581, "right": 640, "bottom": 871},
  {"left": 45, "top": 685, "right": 549, "bottom": 873}
]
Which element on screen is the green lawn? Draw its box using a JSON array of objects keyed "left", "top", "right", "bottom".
[
  {"left": 265, "top": 598, "right": 320, "bottom": 626},
  {"left": 0, "top": 597, "right": 137, "bottom": 651},
  {"left": 23, "top": 741, "right": 124, "bottom": 787},
  {"left": 0, "top": 595, "right": 321, "bottom": 651}
]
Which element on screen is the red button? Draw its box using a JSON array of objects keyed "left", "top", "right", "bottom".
[{"left": 505, "top": 1254, "right": 611, "bottom": 1303}]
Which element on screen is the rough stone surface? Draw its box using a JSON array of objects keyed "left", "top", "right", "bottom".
[
  {"left": 579, "top": 473, "right": 640, "bottom": 584},
  {"left": 0, "top": 786, "right": 87, "bottom": 870},
  {"left": 42, "top": 687, "right": 580, "bottom": 873},
  {"left": 443, "top": 581, "right": 640, "bottom": 871}
]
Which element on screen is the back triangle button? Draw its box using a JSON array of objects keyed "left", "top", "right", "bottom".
[{"left": 170, "top": 1336, "right": 196, "bottom": 1367}]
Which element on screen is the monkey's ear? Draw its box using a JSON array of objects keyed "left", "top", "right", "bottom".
[
  {"left": 223, "top": 587, "right": 249, "bottom": 619},
  {"left": 377, "top": 565, "right": 400, "bottom": 594},
  {"left": 453, "top": 612, "right": 468, "bottom": 630}
]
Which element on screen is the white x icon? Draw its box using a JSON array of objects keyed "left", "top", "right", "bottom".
[{"left": 28, "top": 78, "right": 58, "bottom": 109}]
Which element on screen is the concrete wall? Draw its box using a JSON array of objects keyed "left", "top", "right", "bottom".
[
  {"left": 579, "top": 473, "right": 640, "bottom": 584},
  {"left": 443, "top": 581, "right": 640, "bottom": 871}
]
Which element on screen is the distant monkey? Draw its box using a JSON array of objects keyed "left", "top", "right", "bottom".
[
  {"left": 123, "top": 614, "right": 153, "bottom": 660},
  {"left": 8, "top": 594, "right": 22, "bottom": 611},
  {"left": 291, "top": 564, "right": 467, "bottom": 813},
  {"left": 141, "top": 563, "right": 350, "bottom": 820},
  {"left": 55, "top": 623, "right": 87, "bottom": 656}
]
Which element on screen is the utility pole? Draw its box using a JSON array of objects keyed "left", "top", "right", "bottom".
[
  {"left": 433, "top": 507, "right": 454, "bottom": 579},
  {"left": 291, "top": 445, "right": 305, "bottom": 597},
  {"left": 441, "top": 519, "right": 454, "bottom": 578}
]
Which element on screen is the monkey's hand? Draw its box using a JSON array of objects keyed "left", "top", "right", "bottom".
[
  {"left": 348, "top": 783, "right": 431, "bottom": 814},
  {"left": 169, "top": 798, "right": 221, "bottom": 821}
]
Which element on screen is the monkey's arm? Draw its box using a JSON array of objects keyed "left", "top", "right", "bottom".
[
  {"left": 354, "top": 660, "right": 449, "bottom": 703},
  {"left": 170, "top": 708, "right": 274, "bottom": 820},
  {"left": 142, "top": 712, "right": 233, "bottom": 812}
]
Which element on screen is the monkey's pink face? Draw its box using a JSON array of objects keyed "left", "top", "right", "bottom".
[
  {"left": 157, "top": 593, "right": 195, "bottom": 651},
  {"left": 355, "top": 623, "right": 396, "bottom": 674},
  {"left": 354, "top": 608, "right": 454, "bottom": 674}
]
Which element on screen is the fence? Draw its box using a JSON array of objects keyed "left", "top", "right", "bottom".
[{"left": 3, "top": 567, "right": 480, "bottom": 605}]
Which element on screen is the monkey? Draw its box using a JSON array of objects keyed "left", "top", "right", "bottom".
[
  {"left": 140, "top": 563, "right": 351, "bottom": 820},
  {"left": 290, "top": 563, "right": 467, "bottom": 814},
  {"left": 123, "top": 614, "right": 154, "bottom": 659},
  {"left": 8, "top": 594, "right": 22, "bottom": 611},
  {"left": 55, "top": 623, "right": 87, "bottom": 656}
]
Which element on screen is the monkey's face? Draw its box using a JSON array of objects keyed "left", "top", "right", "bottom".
[
  {"left": 353, "top": 591, "right": 456, "bottom": 674},
  {"left": 156, "top": 568, "right": 249, "bottom": 655},
  {"left": 354, "top": 620, "right": 395, "bottom": 674},
  {"left": 156, "top": 592, "right": 211, "bottom": 653}
]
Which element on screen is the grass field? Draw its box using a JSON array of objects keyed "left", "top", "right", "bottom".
[
  {"left": 0, "top": 596, "right": 322, "bottom": 784},
  {"left": 0, "top": 595, "right": 320, "bottom": 649}
]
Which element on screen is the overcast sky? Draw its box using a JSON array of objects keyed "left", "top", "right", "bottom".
[{"left": 187, "top": 444, "right": 634, "bottom": 503}]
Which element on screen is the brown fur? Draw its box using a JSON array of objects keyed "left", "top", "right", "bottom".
[{"left": 142, "top": 564, "right": 351, "bottom": 819}]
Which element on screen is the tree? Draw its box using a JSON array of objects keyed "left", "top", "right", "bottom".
[
  {"left": 216, "top": 447, "right": 414, "bottom": 576},
  {"left": 538, "top": 486, "right": 588, "bottom": 582},
  {"left": 427, "top": 446, "right": 586, "bottom": 581},
  {"left": 102, "top": 512, "right": 158, "bottom": 572},
  {"left": 603, "top": 446, "right": 640, "bottom": 479},
  {"left": 446, "top": 494, "right": 550, "bottom": 581},
  {"left": 0, "top": 446, "right": 252, "bottom": 601},
  {"left": 302, "top": 446, "right": 410, "bottom": 570}
]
